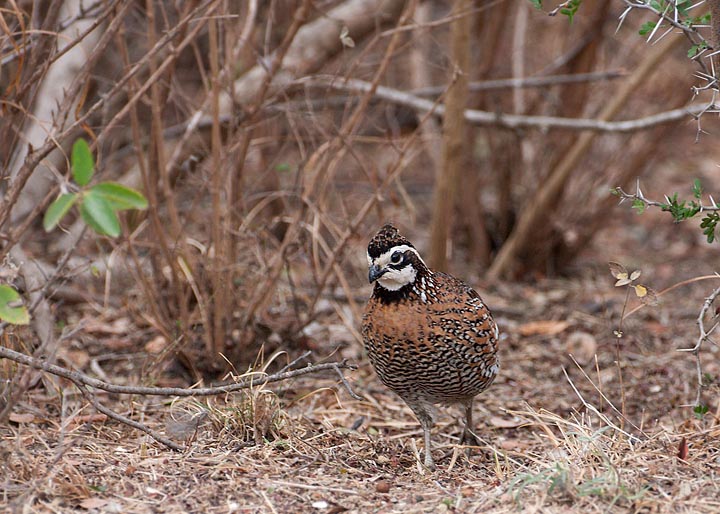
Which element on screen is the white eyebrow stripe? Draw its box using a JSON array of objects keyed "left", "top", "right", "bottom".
[{"left": 380, "top": 244, "right": 427, "bottom": 267}]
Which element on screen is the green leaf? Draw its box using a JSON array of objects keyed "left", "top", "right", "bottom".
[
  {"left": 80, "top": 190, "right": 120, "bottom": 237},
  {"left": 700, "top": 212, "right": 719, "bottom": 243},
  {"left": 692, "top": 178, "right": 702, "bottom": 199},
  {"left": 71, "top": 138, "right": 94, "bottom": 186},
  {"left": 631, "top": 199, "right": 646, "bottom": 214},
  {"left": 638, "top": 21, "right": 656, "bottom": 36},
  {"left": 43, "top": 193, "right": 77, "bottom": 232},
  {"left": 694, "top": 13, "right": 711, "bottom": 25},
  {"left": 91, "top": 182, "right": 148, "bottom": 211},
  {"left": 0, "top": 285, "right": 30, "bottom": 325},
  {"left": 675, "top": 0, "right": 690, "bottom": 17},
  {"left": 529, "top": 0, "right": 542, "bottom": 8},
  {"left": 693, "top": 404, "right": 709, "bottom": 419},
  {"left": 687, "top": 41, "right": 707, "bottom": 59},
  {"left": 559, "top": 0, "right": 582, "bottom": 23}
]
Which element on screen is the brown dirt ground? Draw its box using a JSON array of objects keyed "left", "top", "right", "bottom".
[{"left": 3, "top": 165, "right": 720, "bottom": 513}]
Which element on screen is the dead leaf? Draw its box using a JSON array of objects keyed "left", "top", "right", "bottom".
[
  {"left": 518, "top": 320, "right": 570, "bottom": 337},
  {"left": 615, "top": 277, "right": 632, "bottom": 287},
  {"left": 489, "top": 416, "right": 525, "bottom": 428},
  {"left": 639, "top": 287, "right": 659, "bottom": 306},
  {"left": 678, "top": 437, "right": 689, "bottom": 461},
  {"left": 67, "top": 414, "right": 108, "bottom": 426},
  {"left": 630, "top": 270, "right": 641, "bottom": 280},
  {"left": 498, "top": 438, "right": 533, "bottom": 450},
  {"left": 339, "top": 26, "right": 355, "bottom": 48},
  {"left": 608, "top": 262, "right": 628, "bottom": 279},
  {"left": 9, "top": 412, "right": 35, "bottom": 423},
  {"left": 80, "top": 498, "right": 108, "bottom": 510},
  {"left": 145, "top": 336, "right": 168, "bottom": 354},
  {"left": 104, "top": 337, "right": 135, "bottom": 351},
  {"left": 566, "top": 331, "right": 597, "bottom": 365},
  {"left": 82, "top": 317, "right": 131, "bottom": 335},
  {"left": 634, "top": 284, "right": 647, "bottom": 297},
  {"left": 58, "top": 347, "right": 90, "bottom": 369}
]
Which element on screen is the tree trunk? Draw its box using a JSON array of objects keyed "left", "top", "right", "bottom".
[
  {"left": 429, "top": 0, "right": 472, "bottom": 271},
  {"left": 487, "top": 33, "right": 684, "bottom": 280}
]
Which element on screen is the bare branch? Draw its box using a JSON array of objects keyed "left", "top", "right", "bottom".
[
  {"left": 677, "top": 283, "right": 720, "bottom": 406},
  {"left": 74, "top": 381, "right": 184, "bottom": 452},
  {"left": 299, "top": 76, "right": 714, "bottom": 133},
  {"left": 0, "top": 344, "right": 358, "bottom": 450},
  {"left": 0, "top": 345, "right": 357, "bottom": 398},
  {"left": 411, "top": 70, "right": 626, "bottom": 95}
]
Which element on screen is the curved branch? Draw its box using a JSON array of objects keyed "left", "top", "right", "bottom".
[
  {"left": 0, "top": 345, "right": 357, "bottom": 397},
  {"left": 299, "top": 76, "right": 714, "bottom": 133},
  {"left": 0, "top": 343, "right": 359, "bottom": 451},
  {"left": 677, "top": 284, "right": 720, "bottom": 407}
]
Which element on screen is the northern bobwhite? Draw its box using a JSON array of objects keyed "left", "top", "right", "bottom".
[{"left": 361, "top": 224, "right": 499, "bottom": 470}]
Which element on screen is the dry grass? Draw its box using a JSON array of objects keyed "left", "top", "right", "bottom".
[
  {"left": 3, "top": 3, "right": 720, "bottom": 512},
  {"left": 3, "top": 266, "right": 720, "bottom": 513}
]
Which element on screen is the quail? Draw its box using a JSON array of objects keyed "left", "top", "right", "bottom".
[{"left": 361, "top": 224, "right": 499, "bottom": 470}]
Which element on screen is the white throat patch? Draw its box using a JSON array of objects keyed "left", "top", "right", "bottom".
[
  {"left": 378, "top": 265, "right": 417, "bottom": 290},
  {"left": 370, "top": 244, "right": 425, "bottom": 291}
]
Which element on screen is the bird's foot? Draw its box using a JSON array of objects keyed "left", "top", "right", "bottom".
[
  {"left": 424, "top": 453, "right": 436, "bottom": 472},
  {"left": 460, "top": 428, "right": 480, "bottom": 456}
]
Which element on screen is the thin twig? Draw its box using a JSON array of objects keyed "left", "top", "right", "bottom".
[
  {"left": 410, "top": 70, "right": 626, "bottom": 95},
  {"left": 567, "top": 355, "right": 648, "bottom": 438},
  {"left": 623, "top": 274, "right": 720, "bottom": 320},
  {"left": 677, "top": 285, "right": 720, "bottom": 406},
  {"left": 277, "top": 351, "right": 313, "bottom": 375},
  {"left": 562, "top": 367, "right": 642, "bottom": 444},
  {"left": 74, "top": 381, "right": 184, "bottom": 451},
  {"left": 332, "top": 364, "right": 364, "bottom": 401}
]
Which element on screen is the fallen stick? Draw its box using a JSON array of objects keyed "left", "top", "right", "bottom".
[{"left": 0, "top": 345, "right": 359, "bottom": 450}]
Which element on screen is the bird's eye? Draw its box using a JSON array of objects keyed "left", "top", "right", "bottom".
[{"left": 391, "top": 251, "right": 403, "bottom": 264}]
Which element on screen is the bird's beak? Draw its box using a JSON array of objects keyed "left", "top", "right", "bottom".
[{"left": 368, "top": 264, "right": 386, "bottom": 283}]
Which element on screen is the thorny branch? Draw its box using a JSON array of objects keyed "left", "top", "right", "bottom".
[
  {"left": 616, "top": 180, "right": 720, "bottom": 406},
  {"left": 0, "top": 345, "right": 359, "bottom": 450},
  {"left": 619, "top": 0, "right": 708, "bottom": 43},
  {"left": 677, "top": 284, "right": 720, "bottom": 407},
  {"left": 615, "top": 180, "right": 720, "bottom": 212},
  {"left": 618, "top": 0, "right": 716, "bottom": 82}
]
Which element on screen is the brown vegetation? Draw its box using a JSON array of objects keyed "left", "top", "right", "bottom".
[{"left": 2, "top": 0, "right": 720, "bottom": 512}]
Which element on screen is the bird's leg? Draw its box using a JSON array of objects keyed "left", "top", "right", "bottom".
[
  {"left": 407, "top": 400, "right": 436, "bottom": 471},
  {"left": 461, "top": 399, "right": 480, "bottom": 452},
  {"left": 422, "top": 423, "right": 435, "bottom": 471}
]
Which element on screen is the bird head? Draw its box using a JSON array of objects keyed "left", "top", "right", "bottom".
[{"left": 366, "top": 224, "right": 428, "bottom": 291}]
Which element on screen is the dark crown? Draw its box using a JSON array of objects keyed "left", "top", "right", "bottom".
[{"left": 367, "top": 223, "right": 414, "bottom": 258}]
